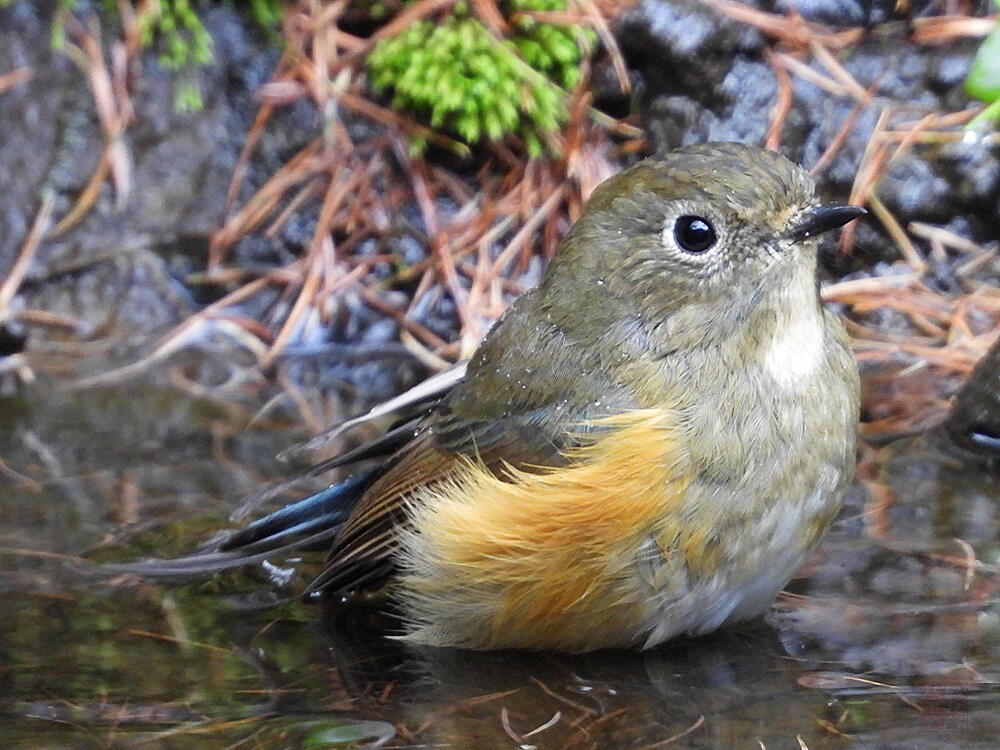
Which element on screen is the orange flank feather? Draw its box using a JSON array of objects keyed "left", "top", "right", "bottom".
[{"left": 395, "top": 409, "right": 693, "bottom": 651}]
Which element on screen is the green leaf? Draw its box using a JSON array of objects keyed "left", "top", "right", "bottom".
[
  {"left": 966, "top": 27, "right": 1000, "bottom": 104},
  {"left": 301, "top": 719, "right": 396, "bottom": 748}
]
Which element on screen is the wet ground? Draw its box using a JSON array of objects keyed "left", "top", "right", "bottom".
[{"left": 1, "top": 368, "right": 998, "bottom": 749}]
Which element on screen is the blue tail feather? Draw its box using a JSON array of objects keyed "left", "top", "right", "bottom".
[
  {"left": 105, "top": 467, "right": 380, "bottom": 581},
  {"left": 219, "top": 468, "right": 378, "bottom": 552}
]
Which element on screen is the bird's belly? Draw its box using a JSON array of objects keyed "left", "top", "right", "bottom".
[{"left": 636, "top": 482, "right": 839, "bottom": 648}]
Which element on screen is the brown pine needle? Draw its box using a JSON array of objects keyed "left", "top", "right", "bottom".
[
  {"left": 765, "top": 48, "right": 793, "bottom": 150},
  {"left": 0, "top": 66, "right": 31, "bottom": 93},
  {"left": 0, "top": 190, "right": 54, "bottom": 321},
  {"left": 867, "top": 194, "right": 927, "bottom": 273}
]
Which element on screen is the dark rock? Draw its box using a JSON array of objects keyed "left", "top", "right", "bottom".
[
  {"left": 774, "top": 0, "right": 943, "bottom": 27},
  {"left": 0, "top": 323, "right": 28, "bottom": 357},
  {"left": 618, "top": 0, "right": 764, "bottom": 108},
  {"left": 0, "top": 2, "right": 416, "bottom": 396},
  {"left": 944, "top": 335, "right": 1000, "bottom": 465},
  {"left": 0, "top": 1, "right": 286, "bottom": 355}
]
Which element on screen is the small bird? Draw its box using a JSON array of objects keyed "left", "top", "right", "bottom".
[{"left": 136, "top": 143, "right": 863, "bottom": 652}]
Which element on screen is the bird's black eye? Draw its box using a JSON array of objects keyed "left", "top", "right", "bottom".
[{"left": 673, "top": 215, "right": 717, "bottom": 253}]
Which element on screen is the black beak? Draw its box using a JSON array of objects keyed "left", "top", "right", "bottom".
[{"left": 789, "top": 204, "right": 866, "bottom": 242}]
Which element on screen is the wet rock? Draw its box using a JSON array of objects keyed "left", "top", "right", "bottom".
[
  {"left": 938, "top": 139, "right": 1000, "bottom": 217},
  {"left": 775, "top": 0, "right": 946, "bottom": 27},
  {"left": 0, "top": 323, "right": 28, "bottom": 357},
  {"left": 617, "top": 0, "right": 763, "bottom": 107},
  {"left": 0, "top": 2, "right": 437, "bottom": 396},
  {"left": 0, "top": 1, "right": 287, "bottom": 354},
  {"left": 944, "top": 335, "right": 1000, "bottom": 464}
]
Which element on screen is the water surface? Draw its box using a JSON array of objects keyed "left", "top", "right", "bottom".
[{"left": 1, "top": 374, "right": 998, "bottom": 748}]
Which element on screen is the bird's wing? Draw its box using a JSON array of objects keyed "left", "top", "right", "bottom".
[
  {"left": 308, "top": 407, "right": 585, "bottom": 594},
  {"left": 309, "top": 286, "right": 655, "bottom": 595}
]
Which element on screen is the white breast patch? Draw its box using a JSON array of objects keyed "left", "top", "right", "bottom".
[{"left": 764, "top": 309, "right": 825, "bottom": 389}]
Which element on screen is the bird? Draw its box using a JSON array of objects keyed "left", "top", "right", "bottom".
[{"left": 128, "top": 142, "right": 863, "bottom": 653}]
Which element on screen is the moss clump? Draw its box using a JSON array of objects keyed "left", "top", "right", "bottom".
[
  {"left": 367, "top": 0, "right": 594, "bottom": 155},
  {"left": 139, "top": 0, "right": 214, "bottom": 72}
]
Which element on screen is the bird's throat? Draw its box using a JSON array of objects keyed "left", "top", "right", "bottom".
[{"left": 758, "top": 260, "right": 827, "bottom": 391}]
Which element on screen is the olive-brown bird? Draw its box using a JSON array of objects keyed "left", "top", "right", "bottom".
[{"left": 136, "top": 142, "right": 863, "bottom": 652}]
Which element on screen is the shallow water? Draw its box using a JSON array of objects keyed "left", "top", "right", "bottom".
[{"left": 1, "top": 374, "right": 998, "bottom": 749}]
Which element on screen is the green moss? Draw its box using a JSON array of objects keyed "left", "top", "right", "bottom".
[
  {"left": 249, "top": 0, "right": 285, "bottom": 29},
  {"left": 367, "top": 0, "right": 595, "bottom": 155},
  {"left": 44, "top": 0, "right": 286, "bottom": 111},
  {"left": 140, "top": 0, "right": 214, "bottom": 71}
]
